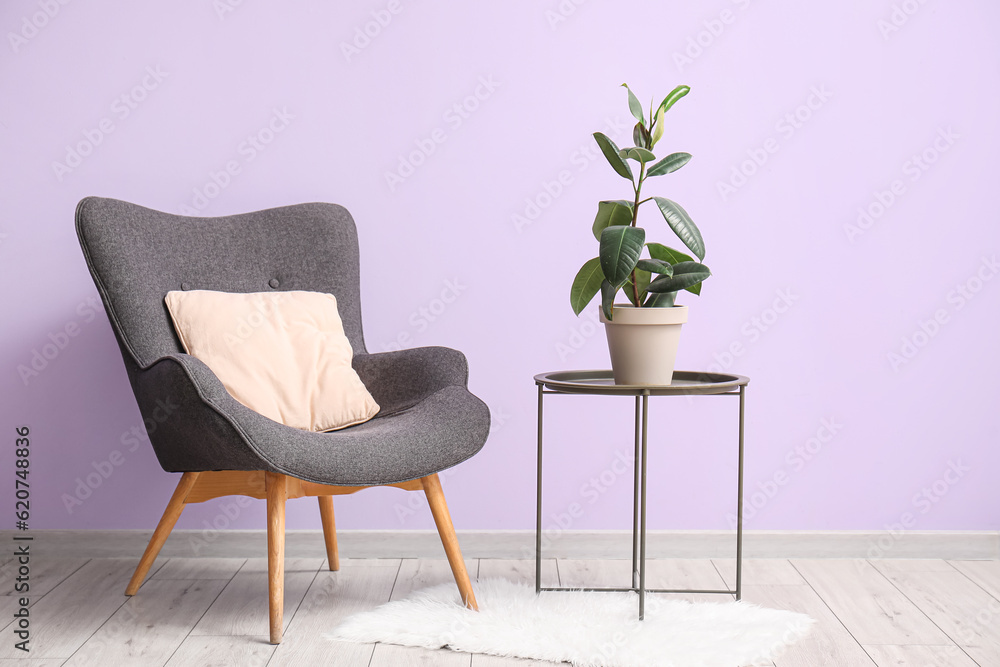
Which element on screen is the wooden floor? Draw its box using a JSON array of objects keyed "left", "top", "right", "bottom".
[{"left": 0, "top": 556, "right": 997, "bottom": 665}]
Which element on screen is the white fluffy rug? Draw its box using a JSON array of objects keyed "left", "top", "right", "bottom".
[{"left": 328, "top": 578, "right": 813, "bottom": 667}]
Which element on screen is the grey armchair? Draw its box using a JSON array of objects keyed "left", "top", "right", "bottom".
[{"left": 75, "top": 197, "right": 490, "bottom": 644}]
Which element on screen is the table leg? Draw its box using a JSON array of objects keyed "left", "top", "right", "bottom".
[
  {"left": 639, "top": 391, "right": 649, "bottom": 620},
  {"left": 535, "top": 383, "right": 544, "bottom": 595},
  {"left": 736, "top": 384, "right": 745, "bottom": 601},
  {"left": 632, "top": 395, "right": 641, "bottom": 591}
]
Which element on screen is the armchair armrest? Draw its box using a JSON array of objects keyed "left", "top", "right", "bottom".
[
  {"left": 131, "top": 352, "right": 274, "bottom": 473},
  {"left": 352, "top": 346, "right": 470, "bottom": 415}
]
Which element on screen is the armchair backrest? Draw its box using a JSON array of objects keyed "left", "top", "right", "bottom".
[{"left": 75, "top": 197, "right": 367, "bottom": 368}]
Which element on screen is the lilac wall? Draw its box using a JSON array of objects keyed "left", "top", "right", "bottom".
[{"left": 2, "top": 1, "right": 998, "bottom": 536}]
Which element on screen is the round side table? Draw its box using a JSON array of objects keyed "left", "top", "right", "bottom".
[{"left": 533, "top": 369, "right": 750, "bottom": 619}]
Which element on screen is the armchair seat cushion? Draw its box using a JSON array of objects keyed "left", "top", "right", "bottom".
[{"left": 239, "top": 385, "right": 491, "bottom": 486}]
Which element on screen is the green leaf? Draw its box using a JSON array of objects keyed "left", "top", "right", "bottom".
[
  {"left": 601, "top": 279, "right": 617, "bottom": 320},
  {"left": 623, "top": 268, "right": 651, "bottom": 306},
  {"left": 618, "top": 147, "right": 657, "bottom": 163},
  {"left": 658, "top": 85, "right": 691, "bottom": 114},
  {"left": 647, "top": 243, "right": 702, "bottom": 295},
  {"left": 653, "top": 196, "right": 705, "bottom": 260},
  {"left": 599, "top": 225, "right": 646, "bottom": 289},
  {"left": 645, "top": 291, "right": 676, "bottom": 307},
  {"left": 647, "top": 261, "right": 711, "bottom": 293},
  {"left": 622, "top": 83, "right": 645, "bottom": 126},
  {"left": 592, "top": 200, "right": 634, "bottom": 240},
  {"left": 570, "top": 257, "right": 604, "bottom": 316},
  {"left": 647, "top": 243, "right": 692, "bottom": 263},
  {"left": 646, "top": 152, "right": 691, "bottom": 177},
  {"left": 593, "top": 132, "right": 633, "bottom": 180},
  {"left": 635, "top": 258, "right": 673, "bottom": 275},
  {"left": 632, "top": 122, "right": 651, "bottom": 149},
  {"left": 650, "top": 106, "right": 665, "bottom": 146}
]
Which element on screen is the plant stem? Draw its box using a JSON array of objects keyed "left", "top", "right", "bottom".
[
  {"left": 629, "top": 160, "right": 647, "bottom": 307},
  {"left": 630, "top": 162, "right": 645, "bottom": 226}
]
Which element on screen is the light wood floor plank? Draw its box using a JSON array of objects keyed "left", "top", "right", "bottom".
[
  {"left": 477, "top": 559, "right": 559, "bottom": 588},
  {"left": 63, "top": 579, "right": 227, "bottom": 667},
  {"left": 792, "top": 559, "right": 950, "bottom": 645},
  {"left": 742, "top": 584, "right": 876, "bottom": 667},
  {"left": 0, "top": 557, "right": 90, "bottom": 601},
  {"left": 866, "top": 559, "right": 954, "bottom": 573},
  {"left": 557, "top": 558, "right": 727, "bottom": 588},
  {"left": 555, "top": 558, "right": 630, "bottom": 588},
  {"left": 472, "top": 656, "right": 562, "bottom": 667},
  {"left": 558, "top": 558, "right": 732, "bottom": 604},
  {"left": 152, "top": 557, "right": 246, "bottom": 580},
  {"left": 191, "top": 570, "right": 316, "bottom": 636},
  {"left": 0, "top": 595, "right": 44, "bottom": 659},
  {"left": 713, "top": 559, "right": 806, "bottom": 587},
  {"left": 645, "top": 558, "right": 733, "bottom": 603},
  {"left": 0, "top": 598, "right": 22, "bottom": 627},
  {"left": 645, "top": 558, "right": 730, "bottom": 588},
  {"left": 268, "top": 559, "right": 400, "bottom": 666},
  {"left": 389, "top": 558, "right": 479, "bottom": 601},
  {"left": 237, "top": 557, "right": 324, "bottom": 574},
  {"left": 862, "top": 644, "right": 980, "bottom": 666},
  {"left": 164, "top": 635, "right": 275, "bottom": 666},
  {"left": 0, "top": 558, "right": 162, "bottom": 659},
  {"left": 950, "top": 560, "right": 1000, "bottom": 601},
  {"left": 872, "top": 564, "right": 1000, "bottom": 665},
  {"left": 370, "top": 644, "right": 471, "bottom": 667},
  {"left": 0, "top": 660, "right": 66, "bottom": 665}
]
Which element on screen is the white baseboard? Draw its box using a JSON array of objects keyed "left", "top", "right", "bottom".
[{"left": 5, "top": 529, "right": 997, "bottom": 560}]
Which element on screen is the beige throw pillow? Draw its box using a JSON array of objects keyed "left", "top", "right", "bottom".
[{"left": 164, "top": 290, "right": 379, "bottom": 431}]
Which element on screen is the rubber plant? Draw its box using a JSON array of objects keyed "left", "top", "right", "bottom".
[{"left": 570, "top": 84, "right": 711, "bottom": 320}]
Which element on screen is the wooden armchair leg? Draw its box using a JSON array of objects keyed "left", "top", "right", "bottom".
[
  {"left": 265, "top": 472, "right": 287, "bottom": 644},
  {"left": 317, "top": 496, "right": 340, "bottom": 571},
  {"left": 421, "top": 473, "right": 478, "bottom": 610},
  {"left": 125, "top": 472, "right": 200, "bottom": 596}
]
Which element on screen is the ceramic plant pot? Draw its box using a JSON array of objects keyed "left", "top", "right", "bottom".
[{"left": 599, "top": 304, "right": 688, "bottom": 385}]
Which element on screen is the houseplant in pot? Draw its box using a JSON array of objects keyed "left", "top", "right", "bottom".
[{"left": 569, "top": 84, "right": 710, "bottom": 385}]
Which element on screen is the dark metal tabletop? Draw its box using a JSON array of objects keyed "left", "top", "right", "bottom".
[{"left": 534, "top": 369, "right": 749, "bottom": 396}]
